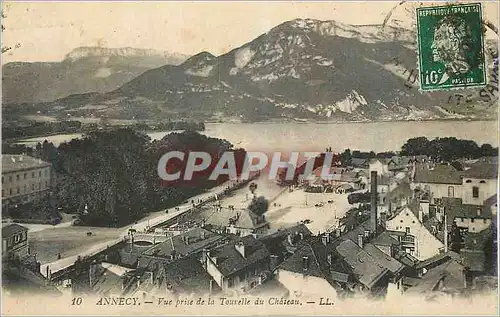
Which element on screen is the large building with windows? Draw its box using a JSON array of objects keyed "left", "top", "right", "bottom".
[{"left": 2, "top": 155, "right": 52, "bottom": 207}]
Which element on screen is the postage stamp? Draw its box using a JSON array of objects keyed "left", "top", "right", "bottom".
[
  {"left": 416, "top": 3, "right": 487, "bottom": 91},
  {"left": 1, "top": 1, "right": 498, "bottom": 316}
]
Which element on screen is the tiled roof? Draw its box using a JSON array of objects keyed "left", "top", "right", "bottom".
[
  {"left": 142, "top": 227, "right": 223, "bottom": 258},
  {"left": 204, "top": 207, "right": 267, "bottom": 230},
  {"left": 413, "top": 164, "right": 463, "bottom": 184},
  {"left": 2, "top": 223, "right": 28, "bottom": 238},
  {"left": 371, "top": 231, "right": 400, "bottom": 247},
  {"left": 160, "top": 256, "right": 221, "bottom": 295},
  {"left": 277, "top": 237, "right": 354, "bottom": 283},
  {"left": 363, "top": 243, "right": 404, "bottom": 274},
  {"left": 278, "top": 241, "right": 325, "bottom": 279},
  {"left": 335, "top": 240, "right": 389, "bottom": 289},
  {"left": 349, "top": 158, "right": 368, "bottom": 168},
  {"left": 463, "top": 162, "right": 498, "bottom": 179},
  {"left": 260, "top": 224, "right": 312, "bottom": 241},
  {"left": 2, "top": 155, "right": 51, "bottom": 173},
  {"left": 92, "top": 265, "right": 124, "bottom": 296},
  {"left": 209, "top": 235, "right": 270, "bottom": 277},
  {"left": 386, "top": 181, "right": 412, "bottom": 202},
  {"left": 415, "top": 251, "right": 460, "bottom": 270},
  {"left": 406, "top": 259, "right": 465, "bottom": 295},
  {"left": 441, "top": 198, "right": 493, "bottom": 224},
  {"left": 461, "top": 250, "right": 486, "bottom": 272}
]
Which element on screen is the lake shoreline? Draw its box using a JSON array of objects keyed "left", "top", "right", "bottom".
[{"left": 9, "top": 120, "right": 498, "bottom": 153}]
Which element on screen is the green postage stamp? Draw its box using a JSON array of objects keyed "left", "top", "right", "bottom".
[{"left": 416, "top": 3, "right": 486, "bottom": 91}]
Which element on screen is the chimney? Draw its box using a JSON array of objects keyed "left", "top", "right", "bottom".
[
  {"left": 185, "top": 236, "right": 190, "bottom": 245},
  {"left": 270, "top": 255, "right": 279, "bottom": 270},
  {"left": 287, "top": 233, "right": 294, "bottom": 245},
  {"left": 370, "top": 171, "right": 378, "bottom": 234},
  {"left": 302, "top": 256, "right": 309, "bottom": 272},
  {"left": 321, "top": 233, "right": 330, "bottom": 246},
  {"left": 201, "top": 249, "right": 208, "bottom": 268},
  {"left": 327, "top": 254, "right": 332, "bottom": 265},
  {"left": 200, "top": 230, "right": 206, "bottom": 240},
  {"left": 235, "top": 241, "right": 245, "bottom": 258},
  {"left": 357, "top": 233, "right": 364, "bottom": 248}
]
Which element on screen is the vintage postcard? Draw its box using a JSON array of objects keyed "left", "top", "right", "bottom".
[{"left": 1, "top": 1, "right": 498, "bottom": 316}]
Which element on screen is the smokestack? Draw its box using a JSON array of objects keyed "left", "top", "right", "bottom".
[{"left": 370, "top": 171, "right": 378, "bottom": 234}]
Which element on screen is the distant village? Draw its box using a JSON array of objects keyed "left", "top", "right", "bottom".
[{"left": 2, "top": 149, "right": 498, "bottom": 302}]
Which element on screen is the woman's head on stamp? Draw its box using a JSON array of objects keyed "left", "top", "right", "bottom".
[{"left": 431, "top": 15, "right": 474, "bottom": 76}]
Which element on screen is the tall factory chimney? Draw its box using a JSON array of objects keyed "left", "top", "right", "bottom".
[{"left": 370, "top": 171, "right": 378, "bottom": 234}]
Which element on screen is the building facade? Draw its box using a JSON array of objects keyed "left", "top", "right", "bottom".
[
  {"left": 2, "top": 155, "right": 52, "bottom": 207},
  {"left": 2, "top": 223, "right": 29, "bottom": 261}
]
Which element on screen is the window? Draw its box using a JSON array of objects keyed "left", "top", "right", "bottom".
[
  {"left": 9, "top": 175, "right": 12, "bottom": 182},
  {"left": 14, "top": 234, "right": 20, "bottom": 243},
  {"left": 45, "top": 181, "right": 48, "bottom": 187},
  {"left": 1, "top": 177, "right": 3, "bottom": 184},
  {"left": 16, "top": 174, "right": 20, "bottom": 181},
  {"left": 484, "top": 219, "right": 488, "bottom": 224},
  {"left": 9, "top": 189, "right": 12, "bottom": 195},
  {"left": 227, "top": 277, "right": 234, "bottom": 288},
  {"left": 2, "top": 190, "right": 4, "bottom": 196},
  {"left": 448, "top": 186, "right": 454, "bottom": 198},
  {"left": 472, "top": 186, "right": 479, "bottom": 198},
  {"left": 471, "top": 218, "right": 475, "bottom": 223},
  {"left": 479, "top": 180, "right": 486, "bottom": 184},
  {"left": 39, "top": 171, "right": 42, "bottom": 177},
  {"left": 32, "top": 172, "right": 35, "bottom": 178},
  {"left": 465, "top": 180, "right": 472, "bottom": 183},
  {"left": 24, "top": 173, "right": 27, "bottom": 179},
  {"left": 405, "top": 227, "right": 410, "bottom": 234},
  {"left": 31, "top": 184, "right": 35, "bottom": 190},
  {"left": 16, "top": 187, "right": 20, "bottom": 194}
]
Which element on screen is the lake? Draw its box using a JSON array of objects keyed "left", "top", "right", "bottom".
[{"left": 15, "top": 121, "right": 498, "bottom": 153}]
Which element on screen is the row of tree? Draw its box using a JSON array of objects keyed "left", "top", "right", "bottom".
[
  {"left": 22, "top": 129, "right": 246, "bottom": 227},
  {"left": 337, "top": 137, "right": 497, "bottom": 165},
  {"left": 2, "top": 120, "right": 205, "bottom": 141}
]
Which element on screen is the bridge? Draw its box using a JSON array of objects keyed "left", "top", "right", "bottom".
[{"left": 130, "top": 233, "right": 169, "bottom": 246}]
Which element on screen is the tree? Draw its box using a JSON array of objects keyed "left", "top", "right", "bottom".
[
  {"left": 401, "top": 137, "right": 431, "bottom": 156},
  {"left": 340, "top": 149, "right": 352, "bottom": 166},
  {"left": 248, "top": 196, "right": 269, "bottom": 216}
]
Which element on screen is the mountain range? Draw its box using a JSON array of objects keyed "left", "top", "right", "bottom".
[
  {"left": 3, "top": 19, "right": 498, "bottom": 123},
  {"left": 2, "top": 47, "right": 189, "bottom": 104}
]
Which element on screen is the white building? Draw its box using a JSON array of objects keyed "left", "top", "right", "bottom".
[{"left": 385, "top": 204, "right": 445, "bottom": 261}]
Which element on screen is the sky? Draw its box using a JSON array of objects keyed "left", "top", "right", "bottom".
[{"left": 2, "top": 1, "right": 499, "bottom": 64}]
